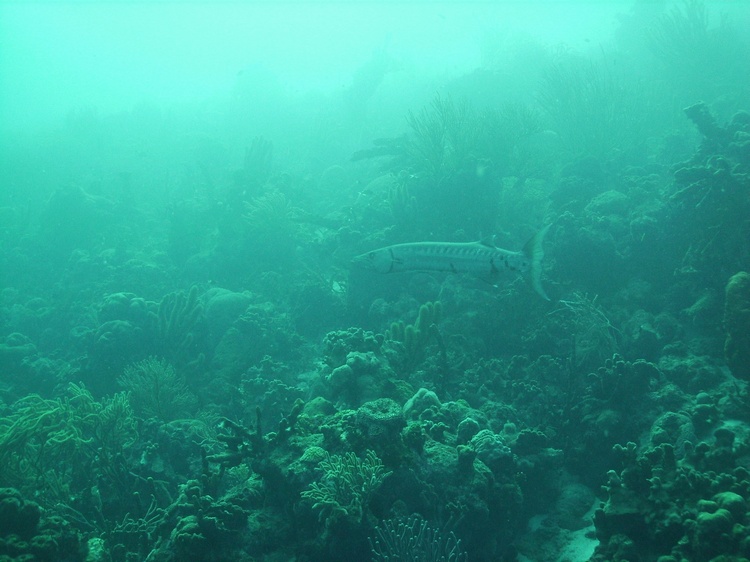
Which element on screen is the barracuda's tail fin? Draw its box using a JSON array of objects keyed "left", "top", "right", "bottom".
[{"left": 523, "top": 225, "right": 551, "bottom": 301}]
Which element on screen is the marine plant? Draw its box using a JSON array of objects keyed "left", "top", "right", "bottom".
[
  {"left": 301, "top": 449, "right": 391, "bottom": 525},
  {"left": 387, "top": 172, "right": 417, "bottom": 226},
  {"left": 244, "top": 190, "right": 297, "bottom": 234},
  {"left": 485, "top": 102, "right": 550, "bottom": 179},
  {"left": 646, "top": 0, "right": 744, "bottom": 104},
  {"left": 370, "top": 513, "right": 468, "bottom": 562},
  {"left": 405, "top": 95, "right": 479, "bottom": 179},
  {"left": 548, "top": 292, "right": 619, "bottom": 374},
  {"left": 107, "top": 495, "right": 165, "bottom": 560},
  {"left": 0, "top": 383, "right": 137, "bottom": 502},
  {"left": 237, "top": 135, "right": 274, "bottom": 191},
  {"left": 356, "top": 94, "right": 547, "bottom": 238},
  {"left": 243, "top": 190, "right": 301, "bottom": 265},
  {"left": 537, "top": 53, "right": 649, "bottom": 158},
  {"left": 118, "top": 356, "right": 197, "bottom": 421},
  {"left": 646, "top": 0, "right": 711, "bottom": 62},
  {"left": 398, "top": 95, "right": 503, "bottom": 236},
  {"left": 157, "top": 284, "right": 204, "bottom": 365}
]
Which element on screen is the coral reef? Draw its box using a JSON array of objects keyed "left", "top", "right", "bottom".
[
  {"left": 3, "top": 15, "right": 750, "bottom": 560},
  {"left": 592, "top": 426, "right": 750, "bottom": 561},
  {"left": 0, "top": 384, "right": 136, "bottom": 497},
  {"left": 723, "top": 271, "right": 750, "bottom": 380}
]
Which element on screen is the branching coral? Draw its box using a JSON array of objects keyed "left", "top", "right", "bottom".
[
  {"left": 301, "top": 449, "right": 391, "bottom": 524},
  {"left": 385, "top": 301, "right": 445, "bottom": 375},
  {"left": 668, "top": 107, "right": 750, "bottom": 279}
]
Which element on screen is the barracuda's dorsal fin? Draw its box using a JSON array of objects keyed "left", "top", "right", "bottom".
[{"left": 523, "top": 225, "right": 552, "bottom": 301}]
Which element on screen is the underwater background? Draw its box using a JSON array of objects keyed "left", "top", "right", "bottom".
[{"left": 1, "top": 1, "right": 750, "bottom": 561}]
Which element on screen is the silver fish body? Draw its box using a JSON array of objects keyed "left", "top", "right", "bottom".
[
  {"left": 355, "top": 241, "right": 528, "bottom": 275},
  {"left": 353, "top": 226, "right": 550, "bottom": 300}
]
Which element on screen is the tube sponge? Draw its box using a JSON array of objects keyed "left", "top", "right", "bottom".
[{"left": 724, "top": 271, "right": 750, "bottom": 380}]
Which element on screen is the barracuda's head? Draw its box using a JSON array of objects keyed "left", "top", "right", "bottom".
[{"left": 352, "top": 247, "right": 394, "bottom": 273}]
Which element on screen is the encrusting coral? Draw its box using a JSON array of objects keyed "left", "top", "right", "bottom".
[{"left": 0, "top": 487, "right": 84, "bottom": 560}]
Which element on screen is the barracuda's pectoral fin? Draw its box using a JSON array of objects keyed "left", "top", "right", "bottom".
[{"left": 523, "top": 225, "right": 551, "bottom": 301}]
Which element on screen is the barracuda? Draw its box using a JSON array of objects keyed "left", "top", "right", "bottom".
[{"left": 353, "top": 225, "right": 551, "bottom": 300}]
